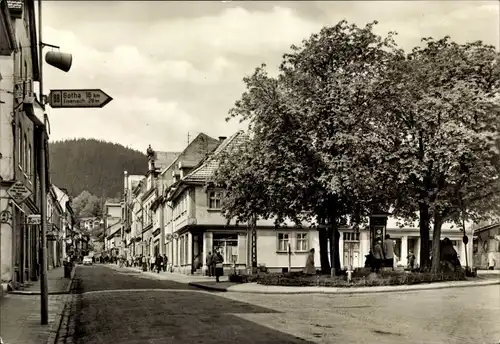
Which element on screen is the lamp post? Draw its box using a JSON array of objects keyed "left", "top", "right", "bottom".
[{"left": 38, "top": 0, "right": 73, "bottom": 325}]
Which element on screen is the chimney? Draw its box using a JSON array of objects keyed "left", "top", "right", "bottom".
[{"left": 218, "top": 136, "right": 227, "bottom": 142}]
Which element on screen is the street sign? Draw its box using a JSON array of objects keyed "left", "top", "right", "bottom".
[
  {"left": 27, "top": 214, "right": 41, "bottom": 225},
  {"left": 49, "top": 89, "right": 113, "bottom": 108},
  {"left": 7, "top": 181, "right": 32, "bottom": 205}
]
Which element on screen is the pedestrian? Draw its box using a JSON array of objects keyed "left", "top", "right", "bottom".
[
  {"left": 383, "top": 234, "right": 395, "bottom": 270},
  {"left": 206, "top": 251, "right": 213, "bottom": 277},
  {"left": 156, "top": 254, "right": 163, "bottom": 273},
  {"left": 163, "top": 254, "right": 168, "bottom": 272},
  {"left": 150, "top": 254, "right": 156, "bottom": 272},
  {"left": 213, "top": 248, "right": 224, "bottom": 283},
  {"left": 407, "top": 250, "right": 415, "bottom": 270},
  {"left": 372, "top": 239, "right": 384, "bottom": 273},
  {"left": 303, "top": 248, "right": 315, "bottom": 275}
]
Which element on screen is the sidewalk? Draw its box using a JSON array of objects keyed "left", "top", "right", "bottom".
[
  {"left": 105, "top": 263, "right": 229, "bottom": 283},
  {"left": 9, "top": 266, "right": 72, "bottom": 295},
  {"left": 0, "top": 267, "right": 75, "bottom": 344},
  {"left": 188, "top": 270, "right": 500, "bottom": 294}
]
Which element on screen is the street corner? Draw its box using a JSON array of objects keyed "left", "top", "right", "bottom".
[
  {"left": 188, "top": 281, "right": 236, "bottom": 292},
  {"left": 217, "top": 278, "right": 500, "bottom": 295}
]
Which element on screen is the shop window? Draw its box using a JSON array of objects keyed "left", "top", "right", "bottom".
[
  {"left": 213, "top": 234, "right": 238, "bottom": 263},
  {"left": 296, "top": 233, "right": 308, "bottom": 251},
  {"left": 277, "top": 233, "right": 289, "bottom": 252}
]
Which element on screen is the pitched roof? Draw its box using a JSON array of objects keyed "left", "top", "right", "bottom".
[
  {"left": 160, "top": 133, "right": 220, "bottom": 175},
  {"left": 154, "top": 151, "right": 181, "bottom": 170},
  {"left": 182, "top": 130, "right": 247, "bottom": 183}
]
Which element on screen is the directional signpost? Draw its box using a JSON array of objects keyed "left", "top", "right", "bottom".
[
  {"left": 7, "top": 181, "right": 32, "bottom": 205},
  {"left": 49, "top": 89, "right": 113, "bottom": 108}
]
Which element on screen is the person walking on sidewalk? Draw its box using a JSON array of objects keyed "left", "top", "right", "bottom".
[
  {"left": 150, "top": 254, "right": 156, "bottom": 272},
  {"left": 162, "top": 254, "right": 168, "bottom": 272},
  {"left": 213, "top": 249, "right": 224, "bottom": 283},
  {"left": 206, "top": 251, "right": 213, "bottom": 277},
  {"left": 156, "top": 254, "right": 163, "bottom": 273}
]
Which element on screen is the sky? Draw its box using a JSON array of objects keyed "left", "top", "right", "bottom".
[{"left": 40, "top": 1, "right": 499, "bottom": 153}]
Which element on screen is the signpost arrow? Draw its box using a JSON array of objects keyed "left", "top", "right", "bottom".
[{"left": 49, "top": 89, "right": 113, "bottom": 108}]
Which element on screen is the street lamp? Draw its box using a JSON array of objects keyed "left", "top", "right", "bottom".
[{"left": 38, "top": 0, "right": 73, "bottom": 326}]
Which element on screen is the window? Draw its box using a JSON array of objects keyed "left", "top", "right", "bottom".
[
  {"left": 18, "top": 125, "right": 23, "bottom": 169},
  {"left": 296, "top": 233, "right": 308, "bottom": 251},
  {"left": 277, "top": 233, "right": 290, "bottom": 252},
  {"left": 208, "top": 191, "right": 222, "bottom": 209},
  {"left": 27, "top": 144, "right": 31, "bottom": 177},
  {"left": 343, "top": 232, "right": 360, "bottom": 241},
  {"left": 23, "top": 134, "right": 27, "bottom": 171},
  {"left": 213, "top": 234, "right": 238, "bottom": 263}
]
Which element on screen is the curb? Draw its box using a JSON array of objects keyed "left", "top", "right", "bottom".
[
  {"left": 191, "top": 279, "right": 500, "bottom": 294},
  {"left": 47, "top": 265, "right": 77, "bottom": 344},
  {"left": 9, "top": 266, "right": 77, "bottom": 296},
  {"left": 188, "top": 282, "right": 228, "bottom": 292}
]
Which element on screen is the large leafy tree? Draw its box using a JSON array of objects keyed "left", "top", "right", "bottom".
[
  {"left": 214, "top": 21, "right": 401, "bottom": 273},
  {"left": 360, "top": 37, "right": 500, "bottom": 270}
]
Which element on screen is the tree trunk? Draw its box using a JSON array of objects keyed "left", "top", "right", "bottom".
[
  {"left": 431, "top": 214, "right": 443, "bottom": 273},
  {"left": 328, "top": 219, "right": 341, "bottom": 274},
  {"left": 318, "top": 218, "right": 331, "bottom": 273},
  {"left": 419, "top": 202, "right": 431, "bottom": 270}
]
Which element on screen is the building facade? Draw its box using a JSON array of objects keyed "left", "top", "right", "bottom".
[
  {"left": 0, "top": 0, "right": 45, "bottom": 292},
  {"left": 164, "top": 131, "right": 320, "bottom": 275},
  {"left": 104, "top": 201, "right": 122, "bottom": 256},
  {"left": 473, "top": 220, "right": 500, "bottom": 270}
]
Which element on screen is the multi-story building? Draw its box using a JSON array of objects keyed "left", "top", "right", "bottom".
[
  {"left": 104, "top": 201, "right": 122, "bottom": 256},
  {"left": 164, "top": 131, "right": 319, "bottom": 275},
  {"left": 122, "top": 171, "right": 144, "bottom": 259},
  {"left": 51, "top": 185, "right": 75, "bottom": 261},
  {"left": 78, "top": 217, "right": 101, "bottom": 232},
  {"left": 0, "top": 0, "right": 46, "bottom": 292},
  {"left": 139, "top": 147, "right": 179, "bottom": 258},
  {"left": 149, "top": 133, "right": 221, "bottom": 263},
  {"left": 47, "top": 185, "right": 64, "bottom": 270}
]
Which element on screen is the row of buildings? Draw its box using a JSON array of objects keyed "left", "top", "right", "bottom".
[
  {"left": 0, "top": 0, "right": 89, "bottom": 296},
  {"left": 102, "top": 131, "right": 500, "bottom": 274}
]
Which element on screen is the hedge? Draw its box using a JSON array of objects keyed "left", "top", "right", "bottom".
[{"left": 225, "top": 269, "right": 466, "bottom": 287}]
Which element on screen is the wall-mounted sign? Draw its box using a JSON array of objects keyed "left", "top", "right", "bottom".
[
  {"left": 27, "top": 214, "right": 41, "bottom": 225},
  {"left": 7, "top": 181, "right": 32, "bottom": 205},
  {"left": 7, "top": 0, "right": 23, "bottom": 18}
]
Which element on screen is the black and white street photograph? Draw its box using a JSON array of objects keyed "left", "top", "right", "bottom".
[{"left": 0, "top": 1, "right": 499, "bottom": 343}]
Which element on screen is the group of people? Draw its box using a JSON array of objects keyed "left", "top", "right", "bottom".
[
  {"left": 368, "top": 234, "right": 396, "bottom": 272},
  {"left": 131, "top": 254, "right": 170, "bottom": 273},
  {"left": 205, "top": 249, "right": 224, "bottom": 282}
]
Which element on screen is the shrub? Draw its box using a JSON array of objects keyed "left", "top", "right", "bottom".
[
  {"left": 257, "top": 270, "right": 466, "bottom": 287},
  {"left": 228, "top": 273, "right": 262, "bottom": 283}
]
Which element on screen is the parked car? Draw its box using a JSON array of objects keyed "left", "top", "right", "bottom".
[{"left": 83, "top": 256, "right": 93, "bottom": 265}]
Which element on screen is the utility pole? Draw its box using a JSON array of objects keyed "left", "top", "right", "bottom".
[{"left": 38, "top": 0, "right": 49, "bottom": 326}]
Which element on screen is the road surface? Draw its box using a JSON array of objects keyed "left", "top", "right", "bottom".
[{"left": 58, "top": 264, "right": 500, "bottom": 344}]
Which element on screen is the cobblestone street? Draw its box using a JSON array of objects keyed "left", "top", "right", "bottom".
[
  {"left": 57, "top": 265, "right": 311, "bottom": 344},
  {"left": 54, "top": 264, "right": 500, "bottom": 344},
  {"left": 222, "top": 285, "right": 500, "bottom": 344}
]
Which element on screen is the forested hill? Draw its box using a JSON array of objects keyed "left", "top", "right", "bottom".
[{"left": 48, "top": 138, "right": 147, "bottom": 198}]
